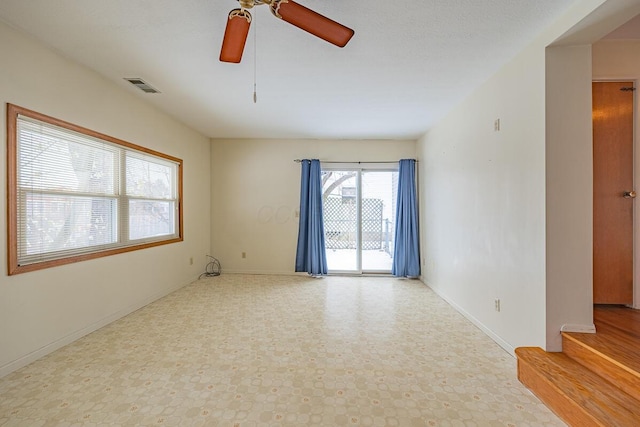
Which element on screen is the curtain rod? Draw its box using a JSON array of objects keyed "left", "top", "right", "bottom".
[{"left": 293, "top": 159, "right": 417, "bottom": 164}]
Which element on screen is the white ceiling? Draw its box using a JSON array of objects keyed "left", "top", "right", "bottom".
[
  {"left": 0, "top": 0, "right": 581, "bottom": 140},
  {"left": 604, "top": 13, "right": 640, "bottom": 39}
]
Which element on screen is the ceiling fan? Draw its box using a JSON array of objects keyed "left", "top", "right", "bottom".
[{"left": 220, "top": 0, "right": 355, "bottom": 63}]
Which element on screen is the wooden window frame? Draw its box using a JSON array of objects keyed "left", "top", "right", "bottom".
[{"left": 6, "top": 104, "right": 183, "bottom": 275}]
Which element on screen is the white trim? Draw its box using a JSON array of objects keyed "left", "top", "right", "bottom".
[
  {"left": 560, "top": 323, "right": 597, "bottom": 333},
  {"left": 423, "top": 280, "right": 516, "bottom": 357},
  {"left": 0, "top": 276, "right": 197, "bottom": 379},
  {"left": 219, "top": 269, "right": 309, "bottom": 276},
  {"left": 218, "top": 270, "right": 396, "bottom": 278}
]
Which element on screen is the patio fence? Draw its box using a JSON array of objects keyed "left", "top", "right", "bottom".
[{"left": 323, "top": 196, "right": 393, "bottom": 254}]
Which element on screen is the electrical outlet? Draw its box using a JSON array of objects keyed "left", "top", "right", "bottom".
[
  {"left": 242, "top": 252, "right": 246, "bottom": 259},
  {"left": 494, "top": 118, "right": 501, "bottom": 132},
  {"left": 495, "top": 299, "right": 501, "bottom": 312}
]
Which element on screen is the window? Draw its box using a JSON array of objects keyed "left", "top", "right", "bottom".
[{"left": 7, "top": 104, "right": 183, "bottom": 275}]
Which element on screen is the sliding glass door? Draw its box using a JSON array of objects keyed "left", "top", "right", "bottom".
[
  {"left": 321, "top": 165, "right": 398, "bottom": 273},
  {"left": 361, "top": 171, "right": 397, "bottom": 272}
]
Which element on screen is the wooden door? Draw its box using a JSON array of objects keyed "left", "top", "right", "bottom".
[{"left": 593, "top": 81, "right": 635, "bottom": 305}]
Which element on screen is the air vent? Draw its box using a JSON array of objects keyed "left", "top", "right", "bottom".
[{"left": 124, "top": 78, "right": 161, "bottom": 94}]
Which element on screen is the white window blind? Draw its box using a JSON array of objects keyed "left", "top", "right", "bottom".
[{"left": 14, "top": 114, "right": 180, "bottom": 267}]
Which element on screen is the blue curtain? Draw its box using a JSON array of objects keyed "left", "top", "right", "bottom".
[
  {"left": 295, "top": 159, "right": 328, "bottom": 275},
  {"left": 392, "top": 159, "right": 421, "bottom": 278}
]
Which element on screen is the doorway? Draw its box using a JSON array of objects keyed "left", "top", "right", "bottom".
[
  {"left": 321, "top": 166, "right": 398, "bottom": 274},
  {"left": 592, "top": 81, "right": 635, "bottom": 305}
]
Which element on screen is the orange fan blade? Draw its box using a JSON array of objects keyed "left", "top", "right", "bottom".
[
  {"left": 220, "top": 9, "right": 252, "bottom": 63},
  {"left": 270, "top": 0, "right": 354, "bottom": 48}
]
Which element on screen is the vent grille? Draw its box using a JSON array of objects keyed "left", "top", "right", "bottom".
[{"left": 124, "top": 78, "right": 161, "bottom": 94}]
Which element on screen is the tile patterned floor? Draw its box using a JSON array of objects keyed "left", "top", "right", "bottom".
[{"left": 0, "top": 274, "right": 565, "bottom": 426}]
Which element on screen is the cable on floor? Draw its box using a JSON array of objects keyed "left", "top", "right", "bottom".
[{"left": 199, "top": 255, "right": 221, "bottom": 278}]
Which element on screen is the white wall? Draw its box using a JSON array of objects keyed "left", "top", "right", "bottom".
[
  {"left": 0, "top": 22, "right": 211, "bottom": 376},
  {"left": 417, "top": 42, "right": 548, "bottom": 352},
  {"left": 416, "top": 0, "right": 622, "bottom": 353},
  {"left": 592, "top": 39, "right": 640, "bottom": 309},
  {"left": 545, "top": 44, "right": 595, "bottom": 350},
  {"left": 210, "top": 139, "right": 416, "bottom": 274}
]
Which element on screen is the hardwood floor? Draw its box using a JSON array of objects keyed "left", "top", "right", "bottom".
[
  {"left": 594, "top": 305, "right": 640, "bottom": 337},
  {"left": 516, "top": 306, "right": 640, "bottom": 426}
]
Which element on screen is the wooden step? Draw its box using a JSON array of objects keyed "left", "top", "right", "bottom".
[
  {"left": 563, "top": 327, "right": 640, "bottom": 402},
  {"left": 515, "top": 347, "right": 640, "bottom": 427},
  {"left": 594, "top": 306, "right": 640, "bottom": 339}
]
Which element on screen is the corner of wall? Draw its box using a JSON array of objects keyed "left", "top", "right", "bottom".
[{"left": 544, "top": 43, "right": 595, "bottom": 352}]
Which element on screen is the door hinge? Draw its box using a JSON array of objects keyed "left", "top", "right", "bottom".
[{"left": 620, "top": 87, "right": 637, "bottom": 92}]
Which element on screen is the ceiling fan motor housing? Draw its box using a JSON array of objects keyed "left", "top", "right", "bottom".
[
  {"left": 238, "top": 0, "right": 255, "bottom": 9},
  {"left": 238, "top": 0, "right": 271, "bottom": 9}
]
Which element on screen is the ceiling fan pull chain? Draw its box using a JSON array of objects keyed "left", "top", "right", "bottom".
[{"left": 253, "top": 8, "right": 258, "bottom": 103}]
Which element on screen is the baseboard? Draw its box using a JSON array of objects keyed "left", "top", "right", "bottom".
[
  {"left": 423, "top": 281, "right": 516, "bottom": 356},
  {"left": 219, "top": 270, "right": 395, "bottom": 278},
  {"left": 0, "top": 277, "right": 195, "bottom": 379},
  {"left": 560, "top": 323, "right": 596, "bottom": 333},
  {"left": 217, "top": 269, "right": 308, "bottom": 276}
]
